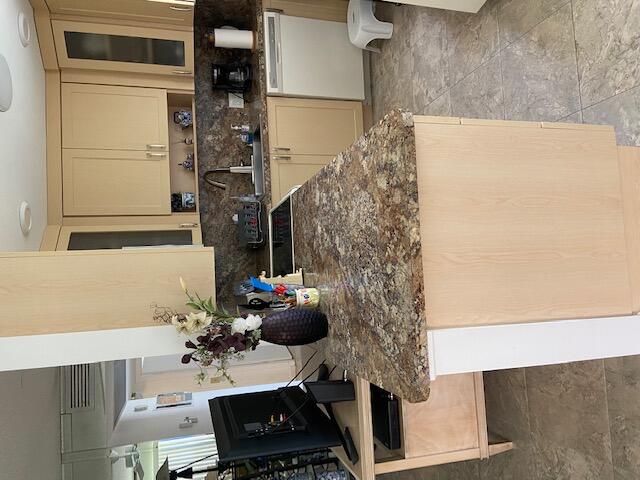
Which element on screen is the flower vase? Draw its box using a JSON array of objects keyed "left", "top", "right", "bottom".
[{"left": 260, "top": 309, "right": 328, "bottom": 345}]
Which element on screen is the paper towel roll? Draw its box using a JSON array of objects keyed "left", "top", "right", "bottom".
[{"left": 213, "top": 28, "right": 254, "bottom": 50}]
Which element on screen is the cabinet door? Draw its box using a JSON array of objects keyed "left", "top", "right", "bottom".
[
  {"left": 271, "top": 155, "right": 332, "bottom": 203},
  {"left": 53, "top": 20, "right": 194, "bottom": 76},
  {"left": 268, "top": 97, "right": 363, "bottom": 202},
  {"left": 46, "top": 0, "right": 195, "bottom": 26},
  {"left": 56, "top": 224, "right": 201, "bottom": 250},
  {"left": 63, "top": 149, "right": 171, "bottom": 216},
  {"left": 62, "top": 83, "right": 169, "bottom": 150},
  {"left": 267, "top": 97, "right": 363, "bottom": 156}
]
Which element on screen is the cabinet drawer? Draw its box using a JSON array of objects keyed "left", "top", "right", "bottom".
[
  {"left": 267, "top": 97, "right": 363, "bottom": 156},
  {"left": 271, "top": 155, "right": 332, "bottom": 203},
  {"left": 63, "top": 149, "right": 171, "bottom": 216},
  {"left": 62, "top": 83, "right": 169, "bottom": 151},
  {"left": 46, "top": 0, "right": 195, "bottom": 26}
]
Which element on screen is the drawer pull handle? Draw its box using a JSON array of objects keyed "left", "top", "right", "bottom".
[
  {"left": 272, "top": 147, "right": 291, "bottom": 152},
  {"left": 169, "top": 5, "right": 192, "bottom": 11},
  {"left": 272, "top": 155, "right": 291, "bottom": 160},
  {"left": 146, "top": 152, "right": 167, "bottom": 158},
  {"left": 147, "top": 144, "right": 166, "bottom": 149},
  {"left": 179, "top": 223, "right": 198, "bottom": 228},
  {"left": 172, "top": 70, "right": 193, "bottom": 75}
]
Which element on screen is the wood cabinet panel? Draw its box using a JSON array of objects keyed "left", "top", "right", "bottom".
[
  {"left": 267, "top": 97, "right": 363, "bottom": 156},
  {"left": 267, "top": 97, "right": 363, "bottom": 202},
  {"left": 63, "top": 149, "right": 171, "bottom": 216},
  {"left": 401, "top": 373, "right": 479, "bottom": 458},
  {"left": 0, "top": 247, "right": 214, "bottom": 337},
  {"left": 271, "top": 156, "right": 331, "bottom": 203},
  {"left": 62, "top": 83, "right": 168, "bottom": 150},
  {"left": 263, "top": 0, "right": 348, "bottom": 22},
  {"left": 47, "top": 0, "right": 194, "bottom": 27},
  {"left": 414, "top": 118, "right": 632, "bottom": 328}
]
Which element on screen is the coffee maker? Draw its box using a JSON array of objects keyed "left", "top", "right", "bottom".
[{"left": 212, "top": 63, "right": 251, "bottom": 93}]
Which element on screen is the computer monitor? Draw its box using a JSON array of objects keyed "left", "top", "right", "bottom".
[{"left": 209, "top": 386, "right": 340, "bottom": 462}]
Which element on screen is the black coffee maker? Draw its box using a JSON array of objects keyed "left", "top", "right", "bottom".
[{"left": 212, "top": 63, "right": 251, "bottom": 92}]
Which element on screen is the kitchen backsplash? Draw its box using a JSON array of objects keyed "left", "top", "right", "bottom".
[{"left": 195, "top": 0, "right": 265, "bottom": 305}]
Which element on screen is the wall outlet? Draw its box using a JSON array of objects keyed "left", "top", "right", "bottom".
[{"left": 229, "top": 92, "right": 244, "bottom": 109}]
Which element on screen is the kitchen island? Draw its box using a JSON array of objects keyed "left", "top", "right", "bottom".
[
  {"left": 292, "top": 109, "right": 640, "bottom": 401},
  {"left": 289, "top": 109, "right": 640, "bottom": 477}
]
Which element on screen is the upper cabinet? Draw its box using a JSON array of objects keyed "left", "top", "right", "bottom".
[
  {"left": 62, "top": 83, "right": 169, "bottom": 150},
  {"left": 52, "top": 20, "right": 194, "bottom": 77},
  {"left": 45, "top": 0, "right": 195, "bottom": 27}
]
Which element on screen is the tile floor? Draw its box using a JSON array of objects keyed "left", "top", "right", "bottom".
[{"left": 370, "top": 0, "right": 640, "bottom": 478}]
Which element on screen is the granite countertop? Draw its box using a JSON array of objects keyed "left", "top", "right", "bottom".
[{"left": 291, "top": 110, "right": 430, "bottom": 402}]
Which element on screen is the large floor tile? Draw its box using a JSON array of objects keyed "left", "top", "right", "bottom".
[
  {"left": 410, "top": 7, "right": 451, "bottom": 108},
  {"left": 583, "top": 83, "right": 640, "bottom": 145},
  {"left": 501, "top": 4, "right": 580, "bottom": 121},
  {"left": 450, "top": 56, "right": 505, "bottom": 119},
  {"left": 525, "top": 361, "right": 614, "bottom": 480},
  {"left": 497, "top": 0, "right": 570, "bottom": 47},
  {"left": 371, "top": 4, "right": 413, "bottom": 120},
  {"left": 605, "top": 355, "right": 640, "bottom": 480},
  {"left": 574, "top": 0, "right": 640, "bottom": 108},
  {"left": 421, "top": 91, "right": 452, "bottom": 116},
  {"left": 447, "top": 1, "right": 500, "bottom": 85},
  {"left": 377, "top": 459, "right": 479, "bottom": 480},
  {"left": 480, "top": 369, "right": 538, "bottom": 480}
]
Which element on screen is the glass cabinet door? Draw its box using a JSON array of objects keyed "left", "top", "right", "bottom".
[
  {"left": 64, "top": 31, "right": 186, "bottom": 67},
  {"left": 52, "top": 20, "right": 194, "bottom": 76}
]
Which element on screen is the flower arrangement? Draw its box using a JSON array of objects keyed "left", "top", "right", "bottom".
[{"left": 153, "top": 278, "right": 263, "bottom": 385}]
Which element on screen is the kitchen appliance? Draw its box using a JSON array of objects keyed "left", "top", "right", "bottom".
[
  {"left": 212, "top": 63, "right": 251, "bottom": 92},
  {"left": 264, "top": 12, "right": 365, "bottom": 100},
  {"left": 269, "top": 188, "right": 299, "bottom": 277}
]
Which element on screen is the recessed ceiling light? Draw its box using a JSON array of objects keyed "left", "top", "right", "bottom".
[
  {"left": 19, "top": 201, "right": 32, "bottom": 236},
  {"left": 0, "top": 54, "right": 12, "bottom": 112},
  {"left": 18, "top": 12, "right": 31, "bottom": 47}
]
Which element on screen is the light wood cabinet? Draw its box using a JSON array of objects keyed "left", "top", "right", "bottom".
[
  {"left": 46, "top": 0, "right": 195, "bottom": 26},
  {"left": 414, "top": 117, "right": 631, "bottom": 328},
  {"left": 62, "top": 83, "right": 169, "bottom": 150},
  {"left": 332, "top": 371, "right": 511, "bottom": 479},
  {"left": 0, "top": 247, "right": 214, "bottom": 337},
  {"left": 267, "top": 97, "right": 363, "bottom": 202},
  {"left": 52, "top": 20, "right": 194, "bottom": 77},
  {"left": 63, "top": 149, "right": 171, "bottom": 216}
]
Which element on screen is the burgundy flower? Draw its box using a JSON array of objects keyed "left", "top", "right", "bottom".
[
  {"left": 185, "top": 340, "right": 197, "bottom": 349},
  {"left": 209, "top": 339, "right": 227, "bottom": 356},
  {"left": 181, "top": 354, "right": 192, "bottom": 364}
]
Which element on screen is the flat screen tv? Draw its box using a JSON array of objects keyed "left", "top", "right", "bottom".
[{"left": 209, "top": 386, "right": 340, "bottom": 462}]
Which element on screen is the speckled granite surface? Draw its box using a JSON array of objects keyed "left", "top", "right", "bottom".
[
  {"left": 195, "top": 0, "right": 270, "bottom": 304},
  {"left": 291, "top": 110, "right": 429, "bottom": 402}
]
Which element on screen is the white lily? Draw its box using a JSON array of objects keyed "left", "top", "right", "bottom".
[
  {"left": 171, "top": 315, "right": 192, "bottom": 335},
  {"left": 185, "top": 311, "right": 212, "bottom": 333}
]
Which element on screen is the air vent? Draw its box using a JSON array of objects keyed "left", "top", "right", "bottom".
[{"left": 63, "top": 363, "right": 96, "bottom": 412}]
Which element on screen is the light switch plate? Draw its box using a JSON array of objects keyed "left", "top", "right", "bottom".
[{"left": 229, "top": 92, "right": 244, "bottom": 109}]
